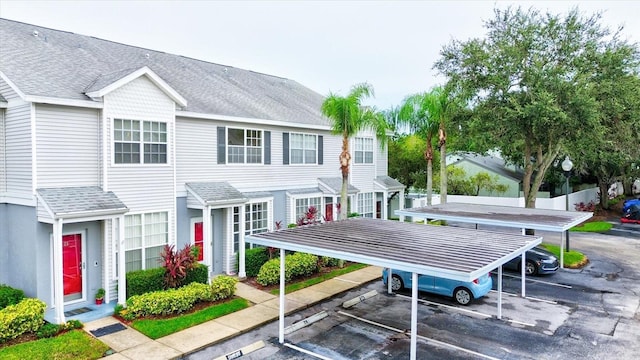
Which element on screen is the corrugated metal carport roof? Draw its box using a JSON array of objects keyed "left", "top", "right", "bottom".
[
  {"left": 396, "top": 203, "right": 592, "bottom": 232},
  {"left": 246, "top": 217, "right": 542, "bottom": 282}
]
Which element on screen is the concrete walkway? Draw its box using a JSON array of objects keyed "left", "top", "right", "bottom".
[{"left": 83, "top": 266, "right": 382, "bottom": 360}]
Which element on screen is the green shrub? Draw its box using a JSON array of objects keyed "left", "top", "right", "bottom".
[
  {"left": 256, "top": 253, "right": 319, "bottom": 286},
  {"left": 184, "top": 263, "right": 209, "bottom": 286},
  {"left": 65, "top": 319, "right": 83, "bottom": 330},
  {"left": 210, "top": 276, "right": 237, "bottom": 301},
  {"left": 0, "top": 284, "right": 25, "bottom": 310},
  {"left": 126, "top": 267, "right": 165, "bottom": 297},
  {"left": 125, "top": 282, "right": 212, "bottom": 319},
  {"left": 321, "top": 257, "right": 341, "bottom": 267},
  {"left": 242, "top": 247, "right": 269, "bottom": 277},
  {"left": 0, "top": 298, "right": 47, "bottom": 343},
  {"left": 36, "top": 323, "right": 62, "bottom": 339}
]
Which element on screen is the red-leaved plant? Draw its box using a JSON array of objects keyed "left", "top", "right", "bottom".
[
  {"left": 296, "top": 206, "right": 321, "bottom": 226},
  {"left": 160, "top": 244, "right": 196, "bottom": 289}
]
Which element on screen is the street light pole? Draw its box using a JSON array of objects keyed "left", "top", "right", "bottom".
[{"left": 562, "top": 156, "right": 574, "bottom": 252}]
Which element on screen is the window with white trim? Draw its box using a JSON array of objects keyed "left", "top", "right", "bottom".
[
  {"left": 295, "top": 197, "right": 322, "bottom": 222},
  {"left": 245, "top": 201, "right": 268, "bottom": 248},
  {"left": 114, "top": 119, "right": 167, "bottom": 164},
  {"left": 354, "top": 137, "right": 374, "bottom": 164},
  {"left": 124, "top": 212, "right": 168, "bottom": 272},
  {"left": 290, "top": 133, "right": 317, "bottom": 164},
  {"left": 228, "top": 128, "right": 262, "bottom": 164},
  {"left": 357, "top": 192, "right": 374, "bottom": 218},
  {"left": 233, "top": 206, "right": 241, "bottom": 254}
]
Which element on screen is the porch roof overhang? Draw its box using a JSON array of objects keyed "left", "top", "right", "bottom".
[
  {"left": 36, "top": 186, "right": 128, "bottom": 223},
  {"left": 246, "top": 217, "right": 542, "bottom": 282},
  {"left": 395, "top": 203, "right": 593, "bottom": 232},
  {"left": 373, "top": 175, "right": 405, "bottom": 192},
  {"left": 318, "top": 177, "right": 359, "bottom": 196},
  {"left": 186, "top": 181, "right": 248, "bottom": 208}
]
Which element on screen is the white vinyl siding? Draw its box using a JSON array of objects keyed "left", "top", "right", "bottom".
[
  {"left": 354, "top": 137, "right": 374, "bottom": 164},
  {"left": 124, "top": 211, "right": 168, "bottom": 272},
  {"left": 0, "top": 109, "right": 5, "bottom": 192},
  {"left": 4, "top": 103, "right": 32, "bottom": 195},
  {"left": 35, "top": 105, "right": 100, "bottom": 188},
  {"left": 290, "top": 133, "right": 317, "bottom": 164},
  {"left": 175, "top": 120, "right": 340, "bottom": 196},
  {"left": 376, "top": 140, "right": 388, "bottom": 176},
  {"left": 0, "top": 78, "right": 20, "bottom": 100}
]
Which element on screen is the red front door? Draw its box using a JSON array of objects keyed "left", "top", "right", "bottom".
[
  {"left": 194, "top": 222, "right": 204, "bottom": 261},
  {"left": 325, "top": 204, "right": 333, "bottom": 221},
  {"left": 62, "top": 234, "right": 82, "bottom": 297}
]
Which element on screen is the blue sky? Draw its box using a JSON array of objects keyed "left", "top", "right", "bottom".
[{"left": 1, "top": 0, "right": 638, "bottom": 109}]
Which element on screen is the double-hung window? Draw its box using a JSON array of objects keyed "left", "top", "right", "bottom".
[
  {"left": 295, "top": 197, "right": 322, "bottom": 222},
  {"left": 244, "top": 201, "right": 268, "bottom": 248},
  {"left": 290, "top": 133, "right": 317, "bottom": 164},
  {"left": 357, "top": 192, "right": 374, "bottom": 218},
  {"left": 228, "top": 128, "right": 262, "bottom": 164},
  {"left": 354, "top": 137, "right": 374, "bottom": 164},
  {"left": 124, "top": 212, "right": 168, "bottom": 272},
  {"left": 114, "top": 119, "right": 167, "bottom": 164}
]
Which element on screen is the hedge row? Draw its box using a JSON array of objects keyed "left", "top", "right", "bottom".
[
  {"left": 122, "top": 276, "right": 237, "bottom": 320},
  {"left": 0, "top": 284, "right": 25, "bottom": 310},
  {"left": 0, "top": 298, "right": 46, "bottom": 343},
  {"left": 256, "top": 252, "right": 318, "bottom": 286},
  {"left": 241, "top": 247, "right": 270, "bottom": 277},
  {"left": 126, "top": 263, "right": 209, "bottom": 297}
]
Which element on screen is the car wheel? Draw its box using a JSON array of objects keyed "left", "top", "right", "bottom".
[
  {"left": 524, "top": 260, "right": 538, "bottom": 276},
  {"left": 391, "top": 275, "right": 404, "bottom": 291},
  {"left": 454, "top": 287, "right": 473, "bottom": 305}
]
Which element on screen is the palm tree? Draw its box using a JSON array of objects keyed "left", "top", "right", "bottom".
[
  {"left": 321, "top": 83, "right": 388, "bottom": 220},
  {"left": 398, "top": 91, "right": 440, "bottom": 205},
  {"left": 428, "top": 86, "right": 456, "bottom": 205}
]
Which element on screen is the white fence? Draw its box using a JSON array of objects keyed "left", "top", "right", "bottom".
[{"left": 409, "top": 187, "right": 598, "bottom": 211}]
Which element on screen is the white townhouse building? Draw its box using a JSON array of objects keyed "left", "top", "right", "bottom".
[{"left": 0, "top": 19, "right": 405, "bottom": 324}]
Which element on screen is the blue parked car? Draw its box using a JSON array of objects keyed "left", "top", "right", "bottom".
[{"left": 382, "top": 268, "right": 492, "bottom": 305}]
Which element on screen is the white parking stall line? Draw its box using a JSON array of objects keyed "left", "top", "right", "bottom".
[
  {"left": 395, "top": 293, "right": 536, "bottom": 327},
  {"left": 489, "top": 290, "right": 558, "bottom": 305},
  {"left": 338, "top": 311, "right": 501, "bottom": 360},
  {"left": 501, "top": 273, "right": 572, "bottom": 289},
  {"left": 213, "top": 340, "right": 265, "bottom": 360},
  {"left": 284, "top": 343, "right": 334, "bottom": 360}
]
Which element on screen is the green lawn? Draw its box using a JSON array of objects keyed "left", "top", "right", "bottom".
[
  {"left": 130, "top": 297, "right": 250, "bottom": 339},
  {"left": 570, "top": 221, "right": 613, "bottom": 232},
  {"left": 270, "top": 263, "right": 368, "bottom": 295},
  {"left": 0, "top": 330, "right": 109, "bottom": 360},
  {"left": 541, "top": 243, "right": 588, "bottom": 268}
]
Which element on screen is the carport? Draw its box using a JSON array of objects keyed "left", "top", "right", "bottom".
[
  {"left": 245, "top": 217, "right": 542, "bottom": 360},
  {"left": 396, "top": 203, "right": 593, "bottom": 269}
]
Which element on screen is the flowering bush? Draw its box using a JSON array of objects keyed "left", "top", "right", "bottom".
[{"left": 574, "top": 201, "right": 596, "bottom": 212}]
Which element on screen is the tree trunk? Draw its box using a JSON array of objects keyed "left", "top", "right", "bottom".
[
  {"left": 339, "top": 136, "right": 351, "bottom": 220},
  {"left": 439, "top": 127, "right": 447, "bottom": 204},
  {"left": 425, "top": 134, "right": 434, "bottom": 206},
  {"left": 598, "top": 181, "right": 610, "bottom": 210}
]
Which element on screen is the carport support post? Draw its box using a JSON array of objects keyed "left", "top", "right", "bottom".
[
  {"left": 560, "top": 232, "right": 565, "bottom": 269},
  {"left": 498, "top": 265, "right": 503, "bottom": 320},
  {"left": 387, "top": 268, "right": 393, "bottom": 294},
  {"left": 279, "top": 248, "right": 285, "bottom": 344},
  {"left": 521, "top": 252, "right": 526, "bottom": 297},
  {"left": 410, "top": 272, "right": 418, "bottom": 360}
]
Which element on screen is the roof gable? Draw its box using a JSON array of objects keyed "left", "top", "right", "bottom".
[{"left": 84, "top": 67, "right": 187, "bottom": 107}]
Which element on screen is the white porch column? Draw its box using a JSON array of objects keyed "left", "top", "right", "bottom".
[
  {"left": 382, "top": 191, "right": 388, "bottom": 220},
  {"left": 117, "top": 215, "right": 126, "bottom": 305},
  {"left": 238, "top": 205, "right": 247, "bottom": 278},
  {"left": 399, "top": 189, "right": 405, "bottom": 222},
  {"left": 103, "top": 220, "right": 110, "bottom": 302},
  {"left": 203, "top": 206, "right": 212, "bottom": 279},
  {"left": 333, "top": 196, "right": 338, "bottom": 220},
  {"left": 52, "top": 218, "right": 65, "bottom": 324}
]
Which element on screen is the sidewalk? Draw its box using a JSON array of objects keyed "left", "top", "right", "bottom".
[{"left": 83, "top": 266, "right": 382, "bottom": 360}]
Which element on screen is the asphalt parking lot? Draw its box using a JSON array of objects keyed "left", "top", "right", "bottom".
[{"left": 187, "top": 230, "right": 640, "bottom": 360}]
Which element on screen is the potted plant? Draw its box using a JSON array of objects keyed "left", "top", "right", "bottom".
[{"left": 95, "top": 288, "right": 105, "bottom": 305}]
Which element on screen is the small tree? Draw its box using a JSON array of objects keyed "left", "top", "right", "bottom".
[{"left": 160, "top": 244, "right": 196, "bottom": 289}]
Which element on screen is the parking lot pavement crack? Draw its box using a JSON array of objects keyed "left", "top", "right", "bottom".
[{"left": 608, "top": 317, "right": 621, "bottom": 336}]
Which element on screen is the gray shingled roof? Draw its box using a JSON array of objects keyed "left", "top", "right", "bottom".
[
  {"left": 0, "top": 19, "right": 329, "bottom": 126},
  {"left": 450, "top": 152, "right": 524, "bottom": 182},
  {"left": 318, "top": 177, "right": 360, "bottom": 195},
  {"left": 186, "top": 182, "right": 248, "bottom": 206},
  {"left": 242, "top": 191, "right": 273, "bottom": 199},
  {"left": 286, "top": 187, "right": 323, "bottom": 195},
  {"left": 374, "top": 175, "right": 405, "bottom": 190},
  {"left": 37, "top": 186, "right": 128, "bottom": 218}
]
